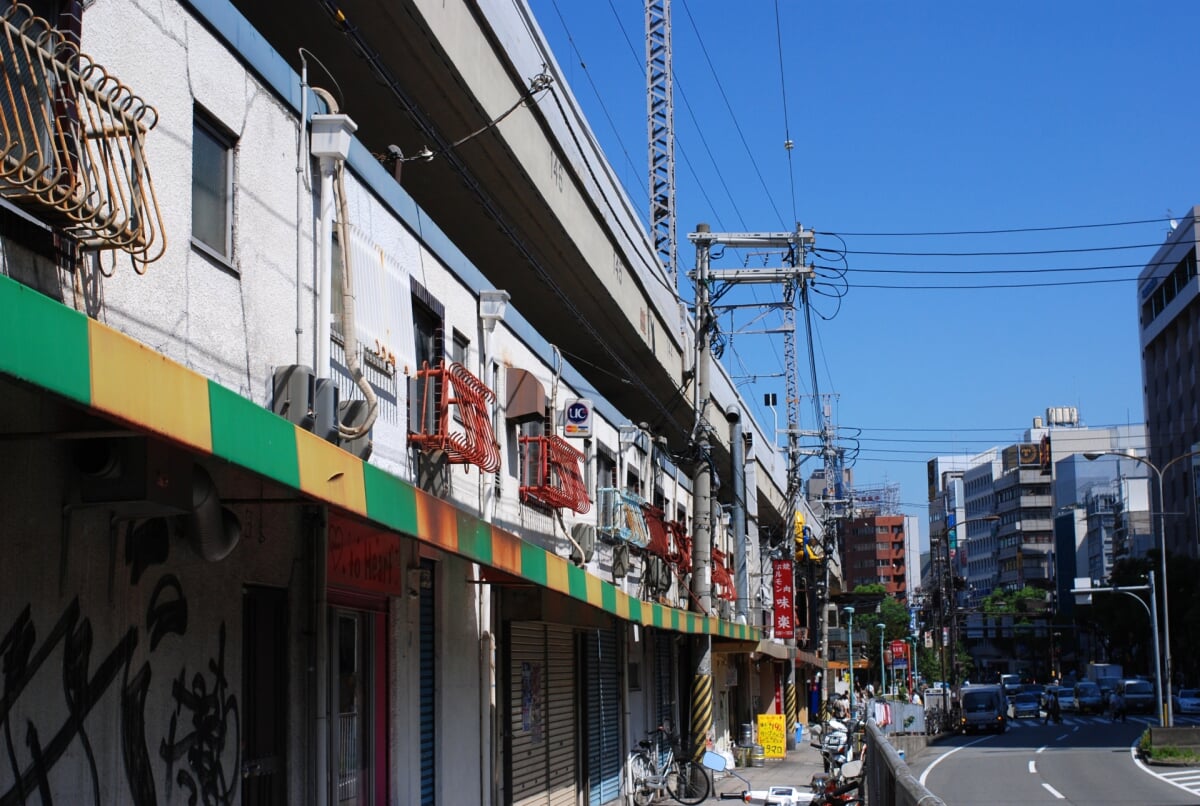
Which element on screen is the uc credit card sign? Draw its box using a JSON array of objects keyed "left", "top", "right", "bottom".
[{"left": 563, "top": 398, "right": 593, "bottom": 438}]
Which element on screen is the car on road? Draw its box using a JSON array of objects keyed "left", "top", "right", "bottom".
[
  {"left": 1000, "top": 673, "right": 1022, "bottom": 696},
  {"left": 1074, "top": 680, "right": 1103, "bottom": 713},
  {"left": 1116, "top": 679, "right": 1155, "bottom": 714},
  {"left": 1173, "top": 688, "right": 1200, "bottom": 714},
  {"left": 960, "top": 685, "right": 1007, "bottom": 734},
  {"left": 1047, "top": 685, "right": 1074, "bottom": 711},
  {"left": 1011, "top": 691, "right": 1042, "bottom": 720}
]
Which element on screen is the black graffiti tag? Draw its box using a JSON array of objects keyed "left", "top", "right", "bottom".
[
  {"left": 159, "top": 622, "right": 239, "bottom": 805},
  {"left": 0, "top": 599, "right": 141, "bottom": 806}
]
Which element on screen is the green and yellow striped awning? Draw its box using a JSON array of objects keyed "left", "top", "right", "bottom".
[{"left": 0, "top": 274, "right": 758, "bottom": 641}]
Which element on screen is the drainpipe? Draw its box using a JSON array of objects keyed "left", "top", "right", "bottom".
[
  {"left": 309, "top": 115, "right": 348, "bottom": 379},
  {"left": 727, "top": 404, "right": 748, "bottom": 623},
  {"left": 296, "top": 54, "right": 311, "bottom": 365},
  {"left": 309, "top": 105, "right": 356, "bottom": 381}
]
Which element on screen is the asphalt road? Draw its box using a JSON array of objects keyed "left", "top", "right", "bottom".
[{"left": 909, "top": 712, "right": 1200, "bottom": 805}]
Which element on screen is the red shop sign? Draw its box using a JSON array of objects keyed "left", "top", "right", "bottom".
[{"left": 771, "top": 559, "right": 795, "bottom": 639}]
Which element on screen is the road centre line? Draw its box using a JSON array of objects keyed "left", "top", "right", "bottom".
[
  {"left": 1041, "top": 782, "right": 1065, "bottom": 799},
  {"left": 1029, "top": 760, "right": 1037, "bottom": 774}
]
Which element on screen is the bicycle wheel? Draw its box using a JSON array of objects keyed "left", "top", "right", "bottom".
[
  {"left": 627, "top": 752, "right": 656, "bottom": 806},
  {"left": 666, "top": 758, "right": 710, "bottom": 805}
]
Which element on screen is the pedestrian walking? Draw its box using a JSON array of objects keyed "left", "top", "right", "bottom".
[{"left": 1112, "top": 692, "right": 1125, "bottom": 723}]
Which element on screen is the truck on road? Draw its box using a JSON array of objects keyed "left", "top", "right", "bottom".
[{"left": 1087, "top": 662, "right": 1123, "bottom": 684}]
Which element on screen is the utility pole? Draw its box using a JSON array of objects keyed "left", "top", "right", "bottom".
[
  {"left": 688, "top": 223, "right": 714, "bottom": 761},
  {"left": 687, "top": 224, "right": 814, "bottom": 758}
]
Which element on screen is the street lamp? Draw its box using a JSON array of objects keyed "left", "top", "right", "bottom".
[
  {"left": 844, "top": 606, "right": 856, "bottom": 712},
  {"left": 940, "top": 513, "right": 1000, "bottom": 689},
  {"left": 909, "top": 635, "right": 919, "bottom": 695},
  {"left": 1071, "top": 572, "right": 1163, "bottom": 726},
  {"left": 1084, "top": 448, "right": 1200, "bottom": 727},
  {"left": 876, "top": 622, "right": 886, "bottom": 698}
]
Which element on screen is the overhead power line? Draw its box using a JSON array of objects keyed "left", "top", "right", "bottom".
[
  {"left": 821, "top": 216, "right": 1174, "bottom": 237},
  {"left": 842, "top": 261, "right": 1148, "bottom": 275},
  {"left": 824, "top": 240, "right": 1196, "bottom": 258},
  {"left": 845, "top": 276, "right": 1143, "bottom": 291}
]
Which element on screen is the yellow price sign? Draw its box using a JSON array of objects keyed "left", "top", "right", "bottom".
[{"left": 757, "top": 714, "right": 786, "bottom": 758}]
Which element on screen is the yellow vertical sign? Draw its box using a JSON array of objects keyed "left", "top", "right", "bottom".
[{"left": 757, "top": 714, "right": 786, "bottom": 758}]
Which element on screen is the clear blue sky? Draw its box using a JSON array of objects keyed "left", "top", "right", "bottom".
[{"left": 526, "top": 0, "right": 1199, "bottom": 548}]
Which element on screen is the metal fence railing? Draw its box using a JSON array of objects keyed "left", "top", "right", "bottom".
[
  {"left": 863, "top": 717, "right": 946, "bottom": 806},
  {"left": 870, "top": 698, "right": 926, "bottom": 736}
]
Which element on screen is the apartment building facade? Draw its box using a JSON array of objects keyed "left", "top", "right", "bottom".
[{"left": 0, "top": 1, "right": 812, "bottom": 804}]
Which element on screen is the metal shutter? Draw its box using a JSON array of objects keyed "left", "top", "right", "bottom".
[
  {"left": 585, "top": 627, "right": 621, "bottom": 805},
  {"left": 419, "top": 559, "right": 436, "bottom": 804},
  {"left": 509, "top": 623, "right": 578, "bottom": 806}
]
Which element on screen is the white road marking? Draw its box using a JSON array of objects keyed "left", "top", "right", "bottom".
[
  {"left": 1036, "top": 746, "right": 1047, "bottom": 754},
  {"left": 917, "top": 735, "right": 992, "bottom": 787},
  {"left": 1041, "top": 782, "right": 1065, "bottom": 799},
  {"left": 1055, "top": 733, "right": 1068, "bottom": 741},
  {"left": 1028, "top": 760, "right": 1037, "bottom": 774},
  {"left": 1129, "top": 737, "right": 1200, "bottom": 799}
]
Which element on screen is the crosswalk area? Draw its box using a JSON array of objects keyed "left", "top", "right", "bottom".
[
  {"left": 1003, "top": 713, "right": 1200, "bottom": 729},
  {"left": 1155, "top": 767, "right": 1200, "bottom": 798}
]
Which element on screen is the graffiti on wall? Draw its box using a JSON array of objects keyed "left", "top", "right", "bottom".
[{"left": 1, "top": 525, "right": 239, "bottom": 805}]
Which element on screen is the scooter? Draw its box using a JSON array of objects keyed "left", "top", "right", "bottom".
[
  {"left": 809, "top": 760, "right": 863, "bottom": 806},
  {"left": 813, "top": 717, "right": 858, "bottom": 775},
  {"left": 700, "top": 750, "right": 815, "bottom": 805}
]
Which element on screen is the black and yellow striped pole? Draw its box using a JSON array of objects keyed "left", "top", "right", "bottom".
[
  {"left": 688, "top": 662, "right": 713, "bottom": 761},
  {"left": 785, "top": 668, "right": 798, "bottom": 750}
]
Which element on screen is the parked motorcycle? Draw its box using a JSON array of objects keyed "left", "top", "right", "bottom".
[
  {"left": 810, "top": 716, "right": 860, "bottom": 775},
  {"left": 811, "top": 758, "right": 862, "bottom": 796},
  {"left": 700, "top": 750, "right": 812, "bottom": 805}
]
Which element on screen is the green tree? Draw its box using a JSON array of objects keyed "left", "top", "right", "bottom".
[{"left": 853, "top": 584, "right": 913, "bottom": 696}]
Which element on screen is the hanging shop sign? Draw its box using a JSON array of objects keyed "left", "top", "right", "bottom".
[
  {"left": 771, "top": 559, "right": 795, "bottom": 639},
  {"left": 563, "top": 398, "right": 593, "bottom": 438}
]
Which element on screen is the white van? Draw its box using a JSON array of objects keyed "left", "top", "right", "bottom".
[{"left": 960, "top": 685, "right": 1007, "bottom": 734}]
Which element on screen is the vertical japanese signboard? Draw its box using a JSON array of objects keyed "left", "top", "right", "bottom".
[{"left": 772, "top": 559, "right": 794, "bottom": 639}]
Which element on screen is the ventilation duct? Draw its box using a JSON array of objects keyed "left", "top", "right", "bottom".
[
  {"left": 185, "top": 464, "right": 240, "bottom": 563},
  {"left": 74, "top": 437, "right": 191, "bottom": 516}
]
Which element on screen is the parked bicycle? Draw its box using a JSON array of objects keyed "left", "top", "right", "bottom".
[{"left": 625, "top": 726, "right": 710, "bottom": 805}]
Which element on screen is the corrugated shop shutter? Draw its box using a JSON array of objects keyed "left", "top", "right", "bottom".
[
  {"left": 509, "top": 623, "right": 578, "bottom": 806},
  {"left": 585, "top": 627, "right": 621, "bottom": 805},
  {"left": 419, "top": 559, "right": 436, "bottom": 804}
]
